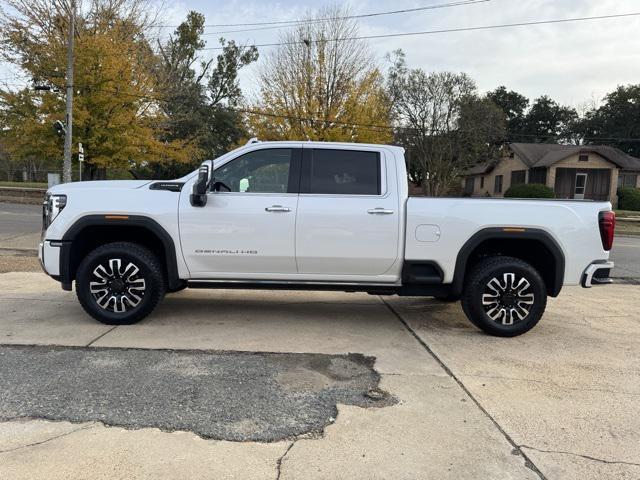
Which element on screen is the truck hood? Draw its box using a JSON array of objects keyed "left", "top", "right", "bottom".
[{"left": 48, "top": 180, "right": 152, "bottom": 193}]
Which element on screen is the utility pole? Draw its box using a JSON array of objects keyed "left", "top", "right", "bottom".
[{"left": 62, "top": 0, "right": 76, "bottom": 183}]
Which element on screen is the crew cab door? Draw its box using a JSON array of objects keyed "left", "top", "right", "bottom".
[
  {"left": 179, "top": 147, "right": 302, "bottom": 276},
  {"left": 295, "top": 146, "right": 400, "bottom": 276}
]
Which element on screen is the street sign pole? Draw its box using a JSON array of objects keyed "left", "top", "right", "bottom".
[{"left": 78, "top": 143, "right": 84, "bottom": 181}]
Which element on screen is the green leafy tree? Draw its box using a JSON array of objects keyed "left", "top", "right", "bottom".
[
  {"left": 138, "top": 11, "right": 258, "bottom": 179},
  {"left": 523, "top": 95, "right": 577, "bottom": 143},
  {"left": 577, "top": 85, "right": 640, "bottom": 157},
  {"left": 486, "top": 86, "right": 529, "bottom": 141}
]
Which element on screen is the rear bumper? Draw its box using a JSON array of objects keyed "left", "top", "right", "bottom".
[{"left": 581, "top": 261, "right": 614, "bottom": 288}]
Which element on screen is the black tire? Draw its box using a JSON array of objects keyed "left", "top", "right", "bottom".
[
  {"left": 461, "top": 256, "right": 547, "bottom": 337},
  {"left": 76, "top": 242, "right": 166, "bottom": 325}
]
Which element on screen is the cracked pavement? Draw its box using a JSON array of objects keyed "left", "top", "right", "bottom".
[
  {"left": 0, "top": 345, "right": 394, "bottom": 442},
  {"left": 1, "top": 271, "right": 639, "bottom": 479}
]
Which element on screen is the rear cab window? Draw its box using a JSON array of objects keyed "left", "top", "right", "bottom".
[{"left": 301, "top": 149, "right": 382, "bottom": 195}]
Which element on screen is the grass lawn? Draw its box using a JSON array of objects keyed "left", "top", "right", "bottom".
[
  {"left": 0, "top": 181, "right": 48, "bottom": 189},
  {"left": 616, "top": 210, "right": 640, "bottom": 218},
  {"left": 613, "top": 211, "right": 640, "bottom": 236},
  {"left": 616, "top": 222, "right": 640, "bottom": 237}
]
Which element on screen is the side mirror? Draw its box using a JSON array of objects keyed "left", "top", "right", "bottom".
[{"left": 190, "top": 165, "right": 210, "bottom": 207}]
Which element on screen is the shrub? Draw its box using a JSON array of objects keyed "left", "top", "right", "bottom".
[
  {"left": 618, "top": 187, "right": 640, "bottom": 211},
  {"left": 504, "top": 183, "right": 555, "bottom": 199}
]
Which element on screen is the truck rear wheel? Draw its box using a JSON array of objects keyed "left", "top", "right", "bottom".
[
  {"left": 461, "top": 256, "right": 547, "bottom": 337},
  {"left": 76, "top": 242, "right": 166, "bottom": 325}
]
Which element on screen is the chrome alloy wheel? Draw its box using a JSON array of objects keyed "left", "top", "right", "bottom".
[
  {"left": 89, "top": 258, "right": 146, "bottom": 313},
  {"left": 481, "top": 273, "right": 535, "bottom": 325}
]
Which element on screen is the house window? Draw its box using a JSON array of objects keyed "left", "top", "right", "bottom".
[
  {"left": 579, "top": 154, "right": 589, "bottom": 162},
  {"left": 529, "top": 168, "right": 547, "bottom": 185},
  {"left": 618, "top": 173, "right": 638, "bottom": 188},
  {"left": 511, "top": 170, "right": 526, "bottom": 186},
  {"left": 480, "top": 176, "right": 485, "bottom": 188},
  {"left": 494, "top": 175, "right": 503, "bottom": 194}
]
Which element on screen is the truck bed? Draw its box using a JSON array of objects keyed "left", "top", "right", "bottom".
[{"left": 405, "top": 197, "right": 611, "bottom": 285}]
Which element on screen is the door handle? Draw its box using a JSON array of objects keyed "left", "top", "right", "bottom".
[
  {"left": 367, "top": 208, "right": 394, "bottom": 215},
  {"left": 265, "top": 205, "right": 291, "bottom": 213}
]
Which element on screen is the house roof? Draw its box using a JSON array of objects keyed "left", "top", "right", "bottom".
[
  {"left": 465, "top": 162, "right": 495, "bottom": 175},
  {"left": 510, "top": 143, "right": 640, "bottom": 170}
]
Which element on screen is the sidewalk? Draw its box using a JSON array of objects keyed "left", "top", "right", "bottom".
[{"left": 1, "top": 272, "right": 639, "bottom": 479}]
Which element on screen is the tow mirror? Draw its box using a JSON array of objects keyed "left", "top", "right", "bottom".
[{"left": 190, "top": 165, "right": 210, "bottom": 207}]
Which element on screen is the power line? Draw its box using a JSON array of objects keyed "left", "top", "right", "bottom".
[
  {"left": 196, "top": 0, "right": 491, "bottom": 36},
  {"left": 6, "top": 78, "right": 640, "bottom": 143},
  {"left": 201, "top": 11, "right": 640, "bottom": 50},
  {"left": 43, "top": 84, "right": 640, "bottom": 143},
  {"left": 156, "top": 0, "right": 490, "bottom": 29}
]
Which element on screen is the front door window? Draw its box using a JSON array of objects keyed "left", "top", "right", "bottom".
[{"left": 213, "top": 149, "right": 294, "bottom": 193}]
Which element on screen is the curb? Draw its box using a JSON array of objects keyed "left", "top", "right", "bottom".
[
  {"left": 611, "top": 277, "right": 640, "bottom": 286},
  {"left": 0, "top": 248, "right": 38, "bottom": 257}
]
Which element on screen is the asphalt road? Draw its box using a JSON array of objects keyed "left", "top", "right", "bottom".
[
  {"left": 611, "top": 236, "right": 640, "bottom": 278},
  {"left": 0, "top": 202, "right": 41, "bottom": 240},
  {"left": 1, "top": 202, "right": 638, "bottom": 279}
]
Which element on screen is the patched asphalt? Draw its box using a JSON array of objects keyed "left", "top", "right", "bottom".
[{"left": 0, "top": 345, "right": 394, "bottom": 442}]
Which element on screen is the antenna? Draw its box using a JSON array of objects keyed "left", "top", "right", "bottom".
[{"left": 245, "top": 137, "right": 260, "bottom": 145}]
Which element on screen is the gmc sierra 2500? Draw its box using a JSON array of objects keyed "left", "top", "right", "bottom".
[{"left": 39, "top": 140, "right": 616, "bottom": 336}]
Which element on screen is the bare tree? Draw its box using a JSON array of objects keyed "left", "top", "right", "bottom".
[
  {"left": 388, "top": 51, "right": 504, "bottom": 196},
  {"left": 252, "top": 4, "right": 391, "bottom": 143}
]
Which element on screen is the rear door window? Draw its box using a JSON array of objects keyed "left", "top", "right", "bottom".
[{"left": 303, "top": 149, "right": 381, "bottom": 195}]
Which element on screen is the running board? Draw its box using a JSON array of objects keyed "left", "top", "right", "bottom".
[{"left": 186, "top": 280, "right": 452, "bottom": 297}]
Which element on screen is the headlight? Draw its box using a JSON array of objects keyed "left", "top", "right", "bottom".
[{"left": 42, "top": 194, "right": 67, "bottom": 231}]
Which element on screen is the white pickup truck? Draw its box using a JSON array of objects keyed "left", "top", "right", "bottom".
[{"left": 40, "top": 140, "right": 616, "bottom": 336}]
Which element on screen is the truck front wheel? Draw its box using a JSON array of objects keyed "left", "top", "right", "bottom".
[
  {"left": 461, "top": 256, "right": 547, "bottom": 337},
  {"left": 76, "top": 242, "right": 166, "bottom": 325}
]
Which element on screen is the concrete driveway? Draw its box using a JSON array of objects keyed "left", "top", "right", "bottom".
[{"left": 0, "top": 271, "right": 639, "bottom": 479}]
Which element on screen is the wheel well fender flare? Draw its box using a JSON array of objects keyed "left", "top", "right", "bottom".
[
  {"left": 451, "top": 228, "right": 565, "bottom": 297},
  {"left": 60, "top": 215, "right": 181, "bottom": 289}
]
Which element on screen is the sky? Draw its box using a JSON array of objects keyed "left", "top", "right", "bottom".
[{"left": 2, "top": 0, "right": 640, "bottom": 108}]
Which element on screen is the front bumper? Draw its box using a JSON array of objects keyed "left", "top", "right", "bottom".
[
  {"left": 581, "top": 261, "right": 614, "bottom": 288},
  {"left": 39, "top": 240, "right": 62, "bottom": 277}
]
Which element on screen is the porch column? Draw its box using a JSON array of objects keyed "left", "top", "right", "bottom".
[
  {"left": 610, "top": 169, "right": 620, "bottom": 208},
  {"left": 547, "top": 167, "right": 556, "bottom": 193}
]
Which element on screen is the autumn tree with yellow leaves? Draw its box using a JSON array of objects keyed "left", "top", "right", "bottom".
[
  {"left": 0, "top": 0, "right": 201, "bottom": 179},
  {"left": 249, "top": 5, "right": 392, "bottom": 144}
]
